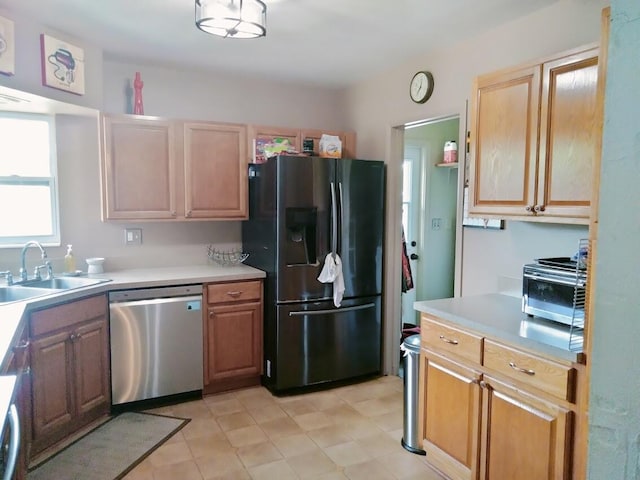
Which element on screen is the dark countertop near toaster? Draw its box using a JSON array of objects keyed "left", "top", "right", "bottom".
[{"left": 414, "top": 293, "right": 583, "bottom": 363}]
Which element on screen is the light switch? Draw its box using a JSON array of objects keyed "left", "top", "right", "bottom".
[{"left": 125, "top": 228, "right": 142, "bottom": 245}]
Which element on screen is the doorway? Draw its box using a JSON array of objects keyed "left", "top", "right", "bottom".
[{"left": 400, "top": 116, "right": 460, "bottom": 328}]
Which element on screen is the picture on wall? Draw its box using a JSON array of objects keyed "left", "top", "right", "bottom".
[
  {"left": 40, "top": 34, "right": 85, "bottom": 95},
  {"left": 0, "top": 15, "right": 15, "bottom": 76},
  {"left": 462, "top": 186, "right": 504, "bottom": 229}
]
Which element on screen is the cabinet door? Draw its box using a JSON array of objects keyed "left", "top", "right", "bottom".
[
  {"left": 248, "top": 125, "right": 301, "bottom": 163},
  {"left": 419, "top": 351, "right": 482, "bottom": 480},
  {"left": 204, "top": 301, "right": 262, "bottom": 387},
  {"left": 30, "top": 330, "right": 74, "bottom": 450},
  {"left": 300, "top": 129, "right": 352, "bottom": 158},
  {"left": 73, "top": 319, "right": 110, "bottom": 416},
  {"left": 480, "top": 376, "right": 572, "bottom": 480},
  {"left": 468, "top": 65, "right": 541, "bottom": 218},
  {"left": 183, "top": 122, "right": 248, "bottom": 219},
  {"left": 537, "top": 49, "right": 598, "bottom": 221},
  {"left": 102, "top": 115, "right": 178, "bottom": 220}
]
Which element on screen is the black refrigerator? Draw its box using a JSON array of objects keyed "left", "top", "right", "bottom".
[{"left": 242, "top": 155, "right": 385, "bottom": 393}]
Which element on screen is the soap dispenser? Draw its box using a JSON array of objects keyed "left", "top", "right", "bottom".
[{"left": 64, "top": 244, "right": 76, "bottom": 274}]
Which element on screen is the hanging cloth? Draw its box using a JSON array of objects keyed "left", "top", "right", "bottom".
[
  {"left": 317, "top": 253, "right": 345, "bottom": 307},
  {"left": 401, "top": 227, "right": 414, "bottom": 293}
]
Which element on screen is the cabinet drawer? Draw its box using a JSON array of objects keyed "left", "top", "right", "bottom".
[
  {"left": 30, "top": 294, "right": 108, "bottom": 337},
  {"left": 207, "top": 280, "right": 262, "bottom": 305},
  {"left": 483, "top": 339, "right": 576, "bottom": 402},
  {"left": 421, "top": 316, "right": 483, "bottom": 365}
]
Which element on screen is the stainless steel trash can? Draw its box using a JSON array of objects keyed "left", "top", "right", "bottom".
[{"left": 401, "top": 334, "right": 426, "bottom": 455}]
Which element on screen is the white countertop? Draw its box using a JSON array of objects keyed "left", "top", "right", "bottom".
[{"left": 414, "top": 293, "right": 583, "bottom": 363}]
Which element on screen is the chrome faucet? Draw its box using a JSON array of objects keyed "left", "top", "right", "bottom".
[
  {"left": 19, "top": 241, "right": 52, "bottom": 282},
  {"left": 0, "top": 270, "right": 13, "bottom": 286}
]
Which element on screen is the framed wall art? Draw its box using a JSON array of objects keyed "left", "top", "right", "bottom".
[
  {"left": 462, "top": 186, "right": 504, "bottom": 229},
  {"left": 0, "top": 15, "right": 15, "bottom": 76},
  {"left": 40, "top": 34, "right": 85, "bottom": 95}
]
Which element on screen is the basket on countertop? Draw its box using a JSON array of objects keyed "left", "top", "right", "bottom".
[{"left": 207, "top": 246, "right": 249, "bottom": 267}]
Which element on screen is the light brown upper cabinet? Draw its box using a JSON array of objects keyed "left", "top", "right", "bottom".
[
  {"left": 101, "top": 114, "right": 248, "bottom": 221},
  {"left": 247, "top": 125, "right": 357, "bottom": 163},
  {"left": 468, "top": 45, "right": 598, "bottom": 224}
]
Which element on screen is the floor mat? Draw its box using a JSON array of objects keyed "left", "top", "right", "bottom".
[{"left": 28, "top": 412, "right": 190, "bottom": 480}]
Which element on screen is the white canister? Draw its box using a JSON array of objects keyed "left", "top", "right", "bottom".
[{"left": 444, "top": 141, "right": 458, "bottom": 164}]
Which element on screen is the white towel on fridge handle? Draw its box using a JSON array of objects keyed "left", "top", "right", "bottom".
[{"left": 317, "top": 253, "right": 345, "bottom": 307}]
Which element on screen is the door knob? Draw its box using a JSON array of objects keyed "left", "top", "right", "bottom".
[{"left": 410, "top": 253, "right": 419, "bottom": 260}]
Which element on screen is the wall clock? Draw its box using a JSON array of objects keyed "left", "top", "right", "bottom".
[{"left": 409, "top": 71, "right": 434, "bottom": 104}]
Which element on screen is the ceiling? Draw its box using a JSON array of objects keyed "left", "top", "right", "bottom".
[{"left": 3, "top": 0, "right": 560, "bottom": 88}]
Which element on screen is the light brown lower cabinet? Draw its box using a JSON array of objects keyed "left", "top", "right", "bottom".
[
  {"left": 419, "top": 351, "right": 481, "bottom": 480},
  {"left": 29, "top": 295, "right": 110, "bottom": 456},
  {"left": 203, "top": 280, "right": 263, "bottom": 395},
  {"left": 479, "top": 376, "right": 572, "bottom": 480},
  {"left": 418, "top": 313, "right": 576, "bottom": 480}
]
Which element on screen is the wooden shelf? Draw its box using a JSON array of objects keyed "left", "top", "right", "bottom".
[{"left": 436, "top": 162, "right": 459, "bottom": 168}]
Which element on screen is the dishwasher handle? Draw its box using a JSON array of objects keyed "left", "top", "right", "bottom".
[
  {"left": 109, "top": 285, "right": 202, "bottom": 303},
  {"left": 109, "top": 295, "right": 202, "bottom": 310}
]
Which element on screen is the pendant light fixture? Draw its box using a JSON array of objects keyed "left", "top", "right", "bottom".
[{"left": 195, "top": 0, "right": 267, "bottom": 39}]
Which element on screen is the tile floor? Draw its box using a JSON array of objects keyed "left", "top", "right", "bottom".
[{"left": 123, "top": 375, "right": 445, "bottom": 480}]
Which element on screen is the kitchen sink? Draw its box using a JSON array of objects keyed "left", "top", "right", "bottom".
[
  {"left": 24, "top": 277, "right": 109, "bottom": 290},
  {"left": 0, "top": 286, "right": 57, "bottom": 304}
]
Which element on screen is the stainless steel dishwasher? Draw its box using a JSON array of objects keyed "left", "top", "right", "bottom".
[{"left": 109, "top": 285, "right": 204, "bottom": 405}]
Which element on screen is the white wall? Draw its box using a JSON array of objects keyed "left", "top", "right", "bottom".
[
  {"left": 588, "top": 1, "right": 640, "bottom": 478},
  {"left": 0, "top": 9, "right": 103, "bottom": 110}
]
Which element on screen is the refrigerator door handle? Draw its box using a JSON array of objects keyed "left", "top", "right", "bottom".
[
  {"left": 338, "top": 182, "right": 344, "bottom": 256},
  {"left": 330, "top": 182, "right": 338, "bottom": 257},
  {"left": 289, "top": 302, "right": 376, "bottom": 316}
]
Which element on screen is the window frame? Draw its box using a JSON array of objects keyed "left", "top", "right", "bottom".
[{"left": 0, "top": 112, "right": 60, "bottom": 248}]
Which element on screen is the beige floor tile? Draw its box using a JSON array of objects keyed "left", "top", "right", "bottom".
[
  {"left": 400, "top": 466, "right": 447, "bottom": 480},
  {"left": 272, "top": 433, "right": 320, "bottom": 458},
  {"left": 307, "top": 424, "right": 353, "bottom": 448},
  {"left": 248, "top": 404, "right": 288, "bottom": 424},
  {"left": 206, "top": 398, "right": 246, "bottom": 417},
  {"left": 343, "top": 460, "right": 396, "bottom": 480},
  {"left": 165, "top": 429, "right": 186, "bottom": 444},
  {"left": 195, "top": 452, "right": 246, "bottom": 479},
  {"left": 279, "top": 397, "right": 320, "bottom": 416},
  {"left": 181, "top": 417, "right": 222, "bottom": 440},
  {"left": 248, "top": 459, "right": 299, "bottom": 480},
  {"left": 323, "top": 441, "right": 372, "bottom": 467},
  {"left": 386, "top": 428, "right": 404, "bottom": 443},
  {"left": 203, "top": 391, "right": 237, "bottom": 404},
  {"left": 293, "top": 411, "right": 335, "bottom": 431},
  {"left": 150, "top": 459, "right": 203, "bottom": 480},
  {"left": 216, "top": 411, "right": 256, "bottom": 432},
  {"left": 186, "top": 431, "right": 236, "bottom": 459},
  {"left": 235, "top": 388, "right": 279, "bottom": 410},
  {"left": 355, "top": 433, "right": 399, "bottom": 457},
  {"left": 286, "top": 449, "right": 337, "bottom": 478},
  {"left": 342, "top": 418, "right": 384, "bottom": 440},
  {"left": 236, "top": 441, "right": 283, "bottom": 469},
  {"left": 377, "top": 451, "right": 437, "bottom": 479},
  {"left": 259, "top": 416, "right": 304, "bottom": 439},
  {"left": 369, "top": 410, "right": 403, "bottom": 432},
  {"left": 308, "top": 391, "right": 347, "bottom": 411},
  {"left": 225, "top": 424, "right": 268, "bottom": 447},
  {"left": 171, "top": 400, "right": 214, "bottom": 420},
  {"left": 122, "top": 458, "right": 154, "bottom": 480},
  {"left": 351, "top": 397, "right": 397, "bottom": 417},
  {"left": 314, "top": 472, "right": 349, "bottom": 480},
  {"left": 147, "top": 441, "right": 194, "bottom": 468},
  {"left": 323, "top": 404, "right": 366, "bottom": 424}
]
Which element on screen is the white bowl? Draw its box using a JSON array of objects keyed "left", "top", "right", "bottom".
[{"left": 86, "top": 257, "right": 105, "bottom": 274}]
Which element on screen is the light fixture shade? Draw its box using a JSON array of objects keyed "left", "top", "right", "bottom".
[{"left": 196, "top": 0, "right": 267, "bottom": 39}]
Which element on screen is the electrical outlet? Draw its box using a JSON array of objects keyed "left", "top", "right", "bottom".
[
  {"left": 124, "top": 228, "right": 142, "bottom": 245},
  {"left": 431, "top": 218, "right": 442, "bottom": 230}
]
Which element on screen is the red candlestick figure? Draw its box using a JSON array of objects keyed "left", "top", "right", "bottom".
[{"left": 133, "top": 72, "right": 144, "bottom": 115}]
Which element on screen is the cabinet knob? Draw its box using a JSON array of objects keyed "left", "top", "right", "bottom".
[
  {"left": 525, "top": 205, "right": 534, "bottom": 212},
  {"left": 227, "top": 291, "right": 242, "bottom": 298},
  {"left": 171, "top": 211, "right": 177, "bottom": 217},
  {"left": 533, "top": 205, "right": 545, "bottom": 213},
  {"left": 209, "top": 311, "right": 215, "bottom": 319},
  {"left": 69, "top": 333, "right": 76, "bottom": 341},
  {"left": 509, "top": 361, "right": 535, "bottom": 376},
  {"left": 186, "top": 210, "right": 192, "bottom": 218}
]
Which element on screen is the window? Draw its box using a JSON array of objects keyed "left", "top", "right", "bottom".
[{"left": 0, "top": 113, "right": 60, "bottom": 247}]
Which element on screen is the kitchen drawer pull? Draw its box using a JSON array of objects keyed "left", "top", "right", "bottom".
[
  {"left": 226, "top": 291, "right": 242, "bottom": 297},
  {"left": 439, "top": 335, "right": 459, "bottom": 345},
  {"left": 14, "top": 340, "right": 30, "bottom": 350},
  {"left": 509, "top": 362, "right": 535, "bottom": 376}
]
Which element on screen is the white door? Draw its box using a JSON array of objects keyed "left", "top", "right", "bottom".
[{"left": 401, "top": 144, "right": 423, "bottom": 326}]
